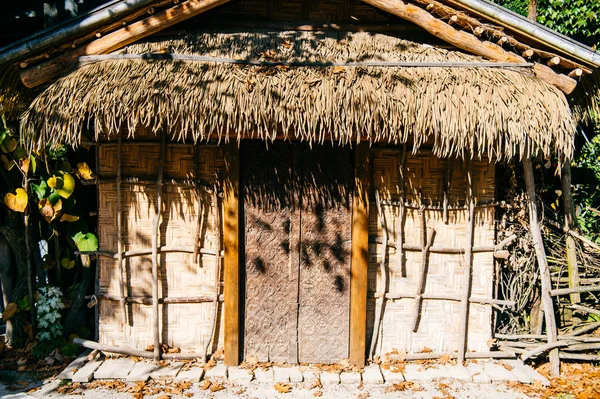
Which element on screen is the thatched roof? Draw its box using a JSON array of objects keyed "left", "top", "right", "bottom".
[{"left": 20, "top": 29, "right": 575, "bottom": 161}]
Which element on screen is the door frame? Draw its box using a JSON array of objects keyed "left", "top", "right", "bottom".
[{"left": 223, "top": 142, "right": 370, "bottom": 367}]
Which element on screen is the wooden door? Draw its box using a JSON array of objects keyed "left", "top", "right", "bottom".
[{"left": 242, "top": 141, "right": 352, "bottom": 364}]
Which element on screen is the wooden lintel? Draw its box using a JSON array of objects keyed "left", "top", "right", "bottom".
[
  {"left": 349, "top": 143, "right": 370, "bottom": 368},
  {"left": 362, "top": 0, "right": 577, "bottom": 94},
  {"left": 20, "top": 0, "right": 230, "bottom": 88},
  {"left": 223, "top": 142, "right": 240, "bottom": 367}
]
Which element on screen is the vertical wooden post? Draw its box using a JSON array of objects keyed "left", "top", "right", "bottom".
[
  {"left": 116, "top": 133, "right": 127, "bottom": 325},
  {"left": 395, "top": 145, "right": 406, "bottom": 275},
  {"left": 370, "top": 190, "right": 388, "bottom": 358},
  {"left": 223, "top": 143, "right": 240, "bottom": 366},
  {"left": 151, "top": 132, "right": 166, "bottom": 361},
  {"left": 523, "top": 158, "right": 560, "bottom": 377},
  {"left": 561, "top": 163, "right": 580, "bottom": 305},
  {"left": 457, "top": 161, "right": 475, "bottom": 363},
  {"left": 350, "top": 143, "right": 370, "bottom": 368}
]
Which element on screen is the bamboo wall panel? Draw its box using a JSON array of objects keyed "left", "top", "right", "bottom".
[
  {"left": 98, "top": 139, "right": 224, "bottom": 352},
  {"left": 369, "top": 150, "right": 495, "bottom": 355}
]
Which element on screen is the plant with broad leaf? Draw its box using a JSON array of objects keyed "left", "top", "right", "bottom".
[{"left": 36, "top": 286, "right": 64, "bottom": 343}]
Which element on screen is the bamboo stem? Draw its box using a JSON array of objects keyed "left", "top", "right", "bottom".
[
  {"left": 395, "top": 144, "right": 406, "bottom": 275},
  {"left": 411, "top": 198, "right": 435, "bottom": 332},
  {"left": 76, "top": 246, "right": 221, "bottom": 259},
  {"left": 370, "top": 190, "right": 388, "bottom": 358},
  {"left": 521, "top": 341, "right": 569, "bottom": 361},
  {"left": 457, "top": 162, "right": 475, "bottom": 364},
  {"left": 151, "top": 132, "right": 166, "bottom": 360},
  {"left": 85, "top": 294, "right": 223, "bottom": 304},
  {"left": 386, "top": 351, "right": 516, "bottom": 361},
  {"left": 116, "top": 133, "right": 127, "bottom": 325},
  {"left": 443, "top": 158, "right": 451, "bottom": 224},
  {"left": 561, "top": 163, "right": 581, "bottom": 305},
  {"left": 523, "top": 158, "right": 559, "bottom": 377},
  {"left": 204, "top": 182, "right": 222, "bottom": 362}
]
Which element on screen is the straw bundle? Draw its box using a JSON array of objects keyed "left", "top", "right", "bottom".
[{"left": 20, "top": 29, "right": 575, "bottom": 161}]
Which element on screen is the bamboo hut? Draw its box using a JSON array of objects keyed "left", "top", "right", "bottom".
[{"left": 1, "top": 0, "right": 599, "bottom": 371}]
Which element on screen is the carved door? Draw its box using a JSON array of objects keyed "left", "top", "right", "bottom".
[{"left": 242, "top": 141, "right": 352, "bottom": 364}]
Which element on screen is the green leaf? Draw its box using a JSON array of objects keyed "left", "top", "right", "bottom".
[
  {"left": 29, "top": 155, "right": 37, "bottom": 175},
  {"left": 17, "top": 295, "right": 31, "bottom": 311},
  {"left": 0, "top": 130, "right": 6, "bottom": 147},
  {"left": 72, "top": 232, "right": 98, "bottom": 252},
  {"left": 48, "top": 190, "right": 61, "bottom": 205},
  {"left": 31, "top": 180, "right": 48, "bottom": 200}
]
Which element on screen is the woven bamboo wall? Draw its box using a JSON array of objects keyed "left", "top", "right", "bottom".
[
  {"left": 97, "top": 130, "right": 224, "bottom": 352},
  {"left": 368, "top": 149, "right": 495, "bottom": 355}
]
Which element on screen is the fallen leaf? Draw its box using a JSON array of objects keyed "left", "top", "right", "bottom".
[
  {"left": 246, "top": 355, "right": 259, "bottom": 364},
  {"left": 310, "top": 379, "right": 323, "bottom": 390},
  {"left": 358, "top": 392, "right": 370, "bottom": 399},
  {"left": 60, "top": 214, "right": 79, "bottom": 222},
  {"left": 313, "top": 391, "right": 323, "bottom": 397},
  {"left": 199, "top": 380, "right": 212, "bottom": 390},
  {"left": 274, "top": 383, "right": 292, "bottom": 393},
  {"left": 420, "top": 347, "right": 433, "bottom": 353},
  {"left": 332, "top": 66, "right": 346, "bottom": 74},
  {"left": 2, "top": 303, "right": 18, "bottom": 321},
  {"left": 209, "top": 382, "right": 225, "bottom": 392},
  {"left": 439, "top": 354, "right": 451, "bottom": 365},
  {"left": 156, "top": 395, "right": 170, "bottom": 399}
]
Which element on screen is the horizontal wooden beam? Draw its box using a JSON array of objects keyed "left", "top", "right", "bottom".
[
  {"left": 362, "top": 0, "right": 577, "bottom": 94},
  {"left": 21, "top": 0, "right": 230, "bottom": 88}
]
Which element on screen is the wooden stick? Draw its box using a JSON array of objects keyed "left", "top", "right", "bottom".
[
  {"left": 20, "top": 0, "right": 232, "bottom": 88},
  {"left": 193, "top": 145, "right": 202, "bottom": 264},
  {"left": 151, "top": 132, "right": 166, "bottom": 361},
  {"left": 561, "top": 163, "right": 581, "bottom": 305},
  {"left": 381, "top": 200, "right": 499, "bottom": 210},
  {"left": 559, "top": 352, "right": 600, "bottom": 361},
  {"left": 565, "top": 321, "right": 600, "bottom": 336},
  {"left": 116, "top": 134, "right": 127, "bottom": 325},
  {"left": 87, "top": 294, "right": 223, "bottom": 304},
  {"left": 457, "top": 162, "right": 475, "bottom": 364},
  {"left": 386, "top": 351, "right": 516, "bottom": 361},
  {"left": 568, "top": 68, "right": 583, "bottom": 78},
  {"left": 521, "top": 341, "right": 570, "bottom": 361},
  {"left": 546, "top": 219, "right": 600, "bottom": 252},
  {"left": 74, "top": 338, "right": 153, "bottom": 358},
  {"left": 204, "top": 183, "right": 222, "bottom": 362},
  {"left": 562, "top": 342, "right": 600, "bottom": 351},
  {"left": 568, "top": 304, "right": 600, "bottom": 316},
  {"left": 550, "top": 285, "right": 600, "bottom": 296},
  {"left": 523, "top": 158, "right": 560, "bottom": 377},
  {"left": 370, "top": 190, "right": 388, "bottom": 358},
  {"left": 395, "top": 144, "right": 406, "bottom": 275},
  {"left": 443, "top": 158, "right": 451, "bottom": 224},
  {"left": 361, "top": 0, "right": 577, "bottom": 94},
  {"left": 92, "top": 176, "right": 213, "bottom": 191},
  {"left": 376, "top": 292, "right": 515, "bottom": 306},
  {"left": 411, "top": 200, "right": 435, "bottom": 332}
]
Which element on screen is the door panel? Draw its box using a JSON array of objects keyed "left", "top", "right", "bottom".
[
  {"left": 298, "top": 146, "right": 352, "bottom": 363},
  {"left": 243, "top": 142, "right": 298, "bottom": 363},
  {"left": 243, "top": 142, "right": 352, "bottom": 364}
]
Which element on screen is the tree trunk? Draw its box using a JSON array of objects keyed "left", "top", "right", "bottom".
[{"left": 528, "top": 0, "right": 538, "bottom": 21}]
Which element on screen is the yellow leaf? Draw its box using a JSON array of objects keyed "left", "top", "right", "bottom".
[
  {"left": 209, "top": 382, "right": 225, "bottom": 392},
  {"left": 20, "top": 158, "right": 30, "bottom": 174},
  {"left": 2, "top": 303, "right": 18, "bottom": 321},
  {"left": 5, "top": 188, "right": 28, "bottom": 213},
  {"left": 61, "top": 258, "right": 75, "bottom": 270},
  {"left": 57, "top": 172, "right": 75, "bottom": 199},
  {"left": 60, "top": 214, "right": 79, "bottom": 222},
  {"left": 332, "top": 66, "right": 346, "bottom": 74},
  {"left": 274, "top": 383, "right": 292, "bottom": 393},
  {"left": 75, "top": 162, "right": 95, "bottom": 180}
]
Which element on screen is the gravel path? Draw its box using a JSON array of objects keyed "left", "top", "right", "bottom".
[{"left": 20, "top": 378, "right": 533, "bottom": 399}]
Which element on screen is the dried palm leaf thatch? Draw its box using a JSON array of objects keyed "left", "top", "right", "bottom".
[
  {"left": 20, "top": 29, "right": 575, "bottom": 161},
  {"left": 0, "top": 65, "right": 35, "bottom": 118},
  {"left": 570, "top": 68, "right": 600, "bottom": 126}
]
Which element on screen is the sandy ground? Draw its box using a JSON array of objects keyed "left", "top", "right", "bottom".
[{"left": 0, "top": 378, "right": 535, "bottom": 399}]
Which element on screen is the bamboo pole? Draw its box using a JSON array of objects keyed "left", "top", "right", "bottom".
[
  {"left": 395, "top": 145, "right": 406, "bottom": 275},
  {"left": 443, "top": 158, "right": 451, "bottom": 224},
  {"left": 204, "top": 182, "right": 222, "bottom": 362},
  {"left": 411, "top": 198, "right": 435, "bottom": 332},
  {"left": 523, "top": 158, "right": 560, "bottom": 377},
  {"left": 151, "top": 132, "right": 167, "bottom": 360},
  {"left": 457, "top": 161, "right": 475, "bottom": 364},
  {"left": 116, "top": 134, "right": 127, "bottom": 325},
  {"left": 370, "top": 190, "right": 388, "bottom": 358},
  {"left": 561, "top": 163, "right": 581, "bottom": 305}
]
